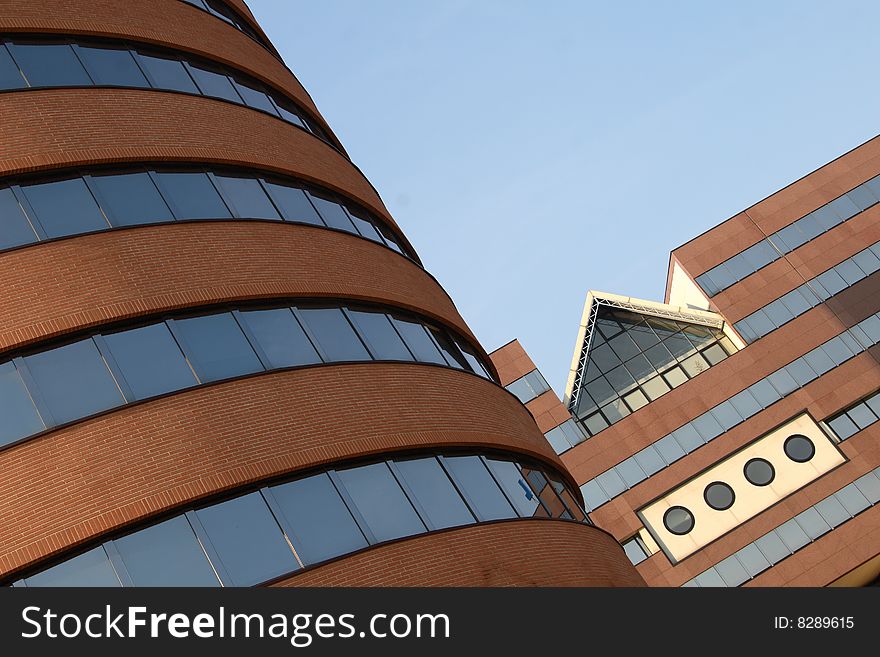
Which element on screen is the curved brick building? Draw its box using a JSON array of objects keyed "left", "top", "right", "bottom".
[{"left": 0, "top": 0, "right": 641, "bottom": 587}]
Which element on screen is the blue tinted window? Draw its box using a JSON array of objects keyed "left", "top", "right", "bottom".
[
  {"left": 307, "top": 193, "right": 356, "bottom": 232},
  {"left": 273, "top": 101, "right": 306, "bottom": 128},
  {"left": 427, "top": 326, "right": 469, "bottom": 369},
  {"left": 23, "top": 338, "right": 124, "bottom": 424},
  {"left": 21, "top": 178, "right": 109, "bottom": 238},
  {"left": 391, "top": 316, "right": 446, "bottom": 364},
  {"left": 8, "top": 43, "right": 92, "bottom": 87},
  {"left": 264, "top": 182, "right": 323, "bottom": 225},
  {"left": 113, "top": 515, "right": 219, "bottom": 587},
  {"left": 375, "top": 224, "right": 404, "bottom": 254},
  {"left": 74, "top": 46, "right": 148, "bottom": 86},
  {"left": 89, "top": 173, "right": 174, "bottom": 226},
  {"left": 442, "top": 455, "right": 515, "bottom": 521},
  {"left": 0, "top": 44, "right": 25, "bottom": 89},
  {"left": 187, "top": 64, "right": 241, "bottom": 102},
  {"left": 0, "top": 187, "right": 38, "bottom": 249},
  {"left": 213, "top": 175, "right": 280, "bottom": 220},
  {"left": 24, "top": 547, "right": 120, "bottom": 587},
  {"left": 194, "top": 492, "right": 298, "bottom": 586},
  {"left": 347, "top": 211, "right": 383, "bottom": 242},
  {"left": 347, "top": 310, "right": 412, "bottom": 360},
  {"left": 296, "top": 308, "right": 370, "bottom": 362},
  {"left": 136, "top": 53, "right": 199, "bottom": 93},
  {"left": 238, "top": 308, "right": 320, "bottom": 368},
  {"left": 335, "top": 463, "right": 426, "bottom": 542},
  {"left": 102, "top": 323, "right": 197, "bottom": 400},
  {"left": 172, "top": 313, "right": 263, "bottom": 382},
  {"left": 0, "top": 361, "right": 46, "bottom": 446},
  {"left": 484, "top": 458, "right": 543, "bottom": 517},
  {"left": 154, "top": 172, "right": 231, "bottom": 220},
  {"left": 393, "top": 457, "right": 474, "bottom": 530},
  {"left": 456, "top": 339, "right": 492, "bottom": 377},
  {"left": 232, "top": 80, "right": 278, "bottom": 115},
  {"left": 269, "top": 473, "right": 367, "bottom": 565}
]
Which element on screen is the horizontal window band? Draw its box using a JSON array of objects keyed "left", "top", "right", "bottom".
[
  {"left": 7, "top": 449, "right": 587, "bottom": 587},
  {"left": 0, "top": 164, "right": 414, "bottom": 262},
  {"left": 0, "top": 300, "right": 495, "bottom": 453},
  {"left": 0, "top": 35, "right": 339, "bottom": 153},
  {"left": 823, "top": 389, "right": 880, "bottom": 441},
  {"left": 179, "top": 0, "right": 276, "bottom": 54},
  {"left": 694, "top": 174, "right": 880, "bottom": 297},
  {"left": 733, "top": 242, "right": 880, "bottom": 343},
  {"left": 578, "top": 313, "right": 880, "bottom": 512}
]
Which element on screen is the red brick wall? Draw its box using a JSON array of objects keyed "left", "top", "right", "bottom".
[{"left": 273, "top": 520, "right": 645, "bottom": 587}]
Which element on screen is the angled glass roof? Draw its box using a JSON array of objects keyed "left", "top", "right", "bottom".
[{"left": 567, "top": 295, "right": 736, "bottom": 440}]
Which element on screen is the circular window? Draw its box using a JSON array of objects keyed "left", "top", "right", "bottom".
[
  {"left": 704, "top": 481, "right": 735, "bottom": 510},
  {"left": 663, "top": 506, "right": 695, "bottom": 535},
  {"left": 784, "top": 434, "right": 815, "bottom": 463},
  {"left": 743, "top": 458, "right": 775, "bottom": 486}
]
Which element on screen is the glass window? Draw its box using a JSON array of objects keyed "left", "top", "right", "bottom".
[
  {"left": 680, "top": 352, "right": 710, "bottom": 377},
  {"left": 634, "top": 445, "right": 665, "bottom": 476},
  {"left": 710, "top": 401, "right": 742, "bottom": 431},
  {"left": 264, "top": 182, "right": 324, "bottom": 225},
  {"left": 194, "top": 492, "right": 298, "bottom": 586},
  {"left": 762, "top": 300, "right": 794, "bottom": 328},
  {"left": 21, "top": 178, "right": 109, "bottom": 238},
  {"left": 442, "top": 455, "right": 515, "bottom": 521},
  {"left": 296, "top": 307, "right": 370, "bottom": 362},
  {"left": 744, "top": 458, "right": 775, "bottom": 486},
  {"left": 622, "top": 538, "right": 648, "bottom": 566},
  {"left": 0, "top": 44, "right": 25, "bottom": 89},
  {"left": 187, "top": 63, "right": 242, "bottom": 102},
  {"left": 623, "top": 388, "right": 649, "bottom": 412},
  {"left": 775, "top": 518, "right": 810, "bottom": 552},
  {"left": 269, "top": 473, "right": 367, "bottom": 565},
  {"left": 273, "top": 101, "right": 307, "bottom": 128},
  {"left": 804, "top": 347, "right": 834, "bottom": 376},
  {"left": 794, "top": 507, "right": 830, "bottom": 540},
  {"left": 584, "top": 412, "right": 610, "bottom": 435},
  {"left": 544, "top": 425, "right": 570, "bottom": 454},
  {"left": 102, "top": 323, "right": 197, "bottom": 400},
  {"left": 641, "top": 375, "right": 671, "bottom": 401},
  {"left": 484, "top": 458, "right": 544, "bottom": 517},
  {"left": 755, "top": 531, "right": 790, "bottom": 564},
  {"left": 715, "top": 554, "right": 749, "bottom": 587},
  {"left": 89, "top": 172, "right": 174, "bottom": 227},
  {"left": 785, "top": 358, "right": 816, "bottom": 386},
  {"left": 0, "top": 187, "right": 38, "bottom": 249},
  {"left": 729, "top": 389, "right": 761, "bottom": 419},
  {"left": 0, "top": 361, "right": 46, "bottom": 446},
  {"left": 663, "top": 506, "right": 694, "bottom": 535},
  {"left": 704, "top": 481, "right": 735, "bottom": 510},
  {"left": 579, "top": 479, "right": 608, "bottom": 511},
  {"left": 136, "top": 52, "right": 199, "bottom": 93},
  {"left": 347, "top": 210, "right": 383, "bottom": 242},
  {"left": 601, "top": 398, "right": 630, "bottom": 423},
  {"left": 172, "top": 313, "right": 263, "bottom": 382},
  {"left": 346, "top": 310, "right": 412, "bottom": 361},
  {"left": 827, "top": 413, "right": 859, "bottom": 440},
  {"left": 748, "top": 378, "right": 780, "bottom": 408},
  {"left": 616, "top": 458, "right": 646, "bottom": 488},
  {"left": 213, "top": 175, "right": 280, "bottom": 220},
  {"left": 584, "top": 376, "right": 616, "bottom": 408},
  {"left": 393, "top": 457, "right": 474, "bottom": 529},
  {"left": 375, "top": 223, "right": 405, "bottom": 254},
  {"left": 815, "top": 269, "right": 847, "bottom": 297},
  {"left": 8, "top": 42, "right": 92, "bottom": 87},
  {"left": 307, "top": 193, "right": 356, "bottom": 232},
  {"left": 815, "top": 495, "right": 850, "bottom": 528},
  {"left": 734, "top": 543, "right": 771, "bottom": 578},
  {"left": 391, "top": 316, "right": 446, "bottom": 364},
  {"left": 662, "top": 365, "right": 688, "bottom": 388},
  {"left": 654, "top": 434, "right": 685, "bottom": 465},
  {"left": 767, "top": 368, "right": 798, "bottom": 396},
  {"left": 702, "top": 343, "right": 728, "bottom": 366},
  {"left": 427, "top": 326, "right": 469, "bottom": 370},
  {"left": 237, "top": 308, "right": 320, "bottom": 369},
  {"left": 853, "top": 472, "right": 880, "bottom": 505},
  {"left": 232, "top": 80, "right": 279, "bottom": 115},
  {"left": 113, "top": 515, "right": 219, "bottom": 586},
  {"left": 23, "top": 338, "right": 124, "bottom": 425},
  {"left": 694, "top": 568, "right": 726, "bottom": 588},
  {"left": 605, "top": 365, "right": 637, "bottom": 393},
  {"left": 783, "top": 434, "right": 815, "bottom": 463},
  {"left": 835, "top": 259, "right": 865, "bottom": 285},
  {"left": 596, "top": 467, "right": 627, "bottom": 498},
  {"left": 24, "top": 547, "right": 120, "bottom": 587},
  {"left": 847, "top": 403, "right": 877, "bottom": 429},
  {"left": 672, "top": 424, "right": 703, "bottom": 452},
  {"left": 834, "top": 484, "right": 870, "bottom": 516},
  {"left": 74, "top": 46, "right": 148, "bottom": 86},
  {"left": 624, "top": 353, "right": 654, "bottom": 382},
  {"left": 853, "top": 248, "right": 880, "bottom": 275},
  {"left": 691, "top": 411, "right": 723, "bottom": 441},
  {"left": 152, "top": 172, "right": 231, "bottom": 220},
  {"left": 335, "top": 463, "right": 426, "bottom": 542}
]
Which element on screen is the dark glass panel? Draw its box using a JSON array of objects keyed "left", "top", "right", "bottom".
[
  {"left": 393, "top": 457, "right": 475, "bottom": 529},
  {"left": 194, "top": 492, "right": 298, "bottom": 586},
  {"left": 24, "top": 547, "right": 120, "bottom": 587},
  {"left": 307, "top": 193, "right": 357, "bottom": 232},
  {"left": 113, "top": 516, "right": 219, "bottom": 587},
  {"left": 172, "top": 313, "right": 263, "bottom": 382},
  {"left": 153, "top": 172, "right": 231, "bottom": 220},
  {"left": 442, "top": 455, "right": 515, "bottom": 521},
  {"left": 232, "top": 80, "right": 279, "bottom": 115},
  {"left": 375, "top": 224, "right": 405, "bottom": 254},
  {"left": 264, "top": 182, "right": 324, "bottom": 225},
  {"left": 187, "top": 64, "right": 242, "bottom": 102},
  {"left": 75, "top": 46, "right": 148, "bottom": 86},
  {"left": 8, "top": 43, "right": 91, "bottom": 87},
  {"left": 391, "top": 316, "right": 446, "bottom": 364},
  {"left": 484, "top": 458, "right": 542, "bottom": 517},
  {"left": 237, "top": 308, "right": 320, "bottom": 369},
  {"left": 427, "top": 326, "right": 469, "bottom": 369},
  {"left": 136, "top": 52, "right": 199, "bottom": 93},
  {"left": 102, "top": 323, "right": 197, "bottom": 400},
  {"left": 269, "top": 473, "right": 368, "bottom": 565},
  {"left": 0, "top": 44, "right": 25, "bottom": 89},
  {"left": 213, "top": 175, "right": 280, "bottom": 220},
  {"left": 335, "top": 463, "right": 426, "bottom": 542},
  {"left": 296, "top": 307, "right": 370, "bottom": 362},
  {"left": 347, "top": 210, "right": 383, "bottom": 242},
  {"left": 0, "top": 187, "right": 38, "bottom": 248},
  {"left": 0, "top": 361, "right": 46, "bottom": 446},
  {"left": 347, "top": 310, "right": 412, "bottom": 361},
  {"left": 21, "top": 178, "right": 109, "bottom": 238},
  {"left": 89, "top": 172, "right": 174, "bottom": 226},
  {"left": 23, "top": 338, "right": 124, "bottom": 424}
]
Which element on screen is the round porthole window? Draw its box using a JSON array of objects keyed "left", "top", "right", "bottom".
[
  {"left": 784, "top": 434, "right": 815, "bottom": 463},
  {"left": 663, "top": 506, "right": 695, "bottom": 535},
  {"left": 704, "top": 481, "right": 735, "bottom": 510},
  {"left": 743, "top": 458, "right": 775, "bottom": 486}
]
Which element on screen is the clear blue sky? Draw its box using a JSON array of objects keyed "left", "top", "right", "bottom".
[{"left": 249, "top": 0, "right": 880, "bottom": 394}]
